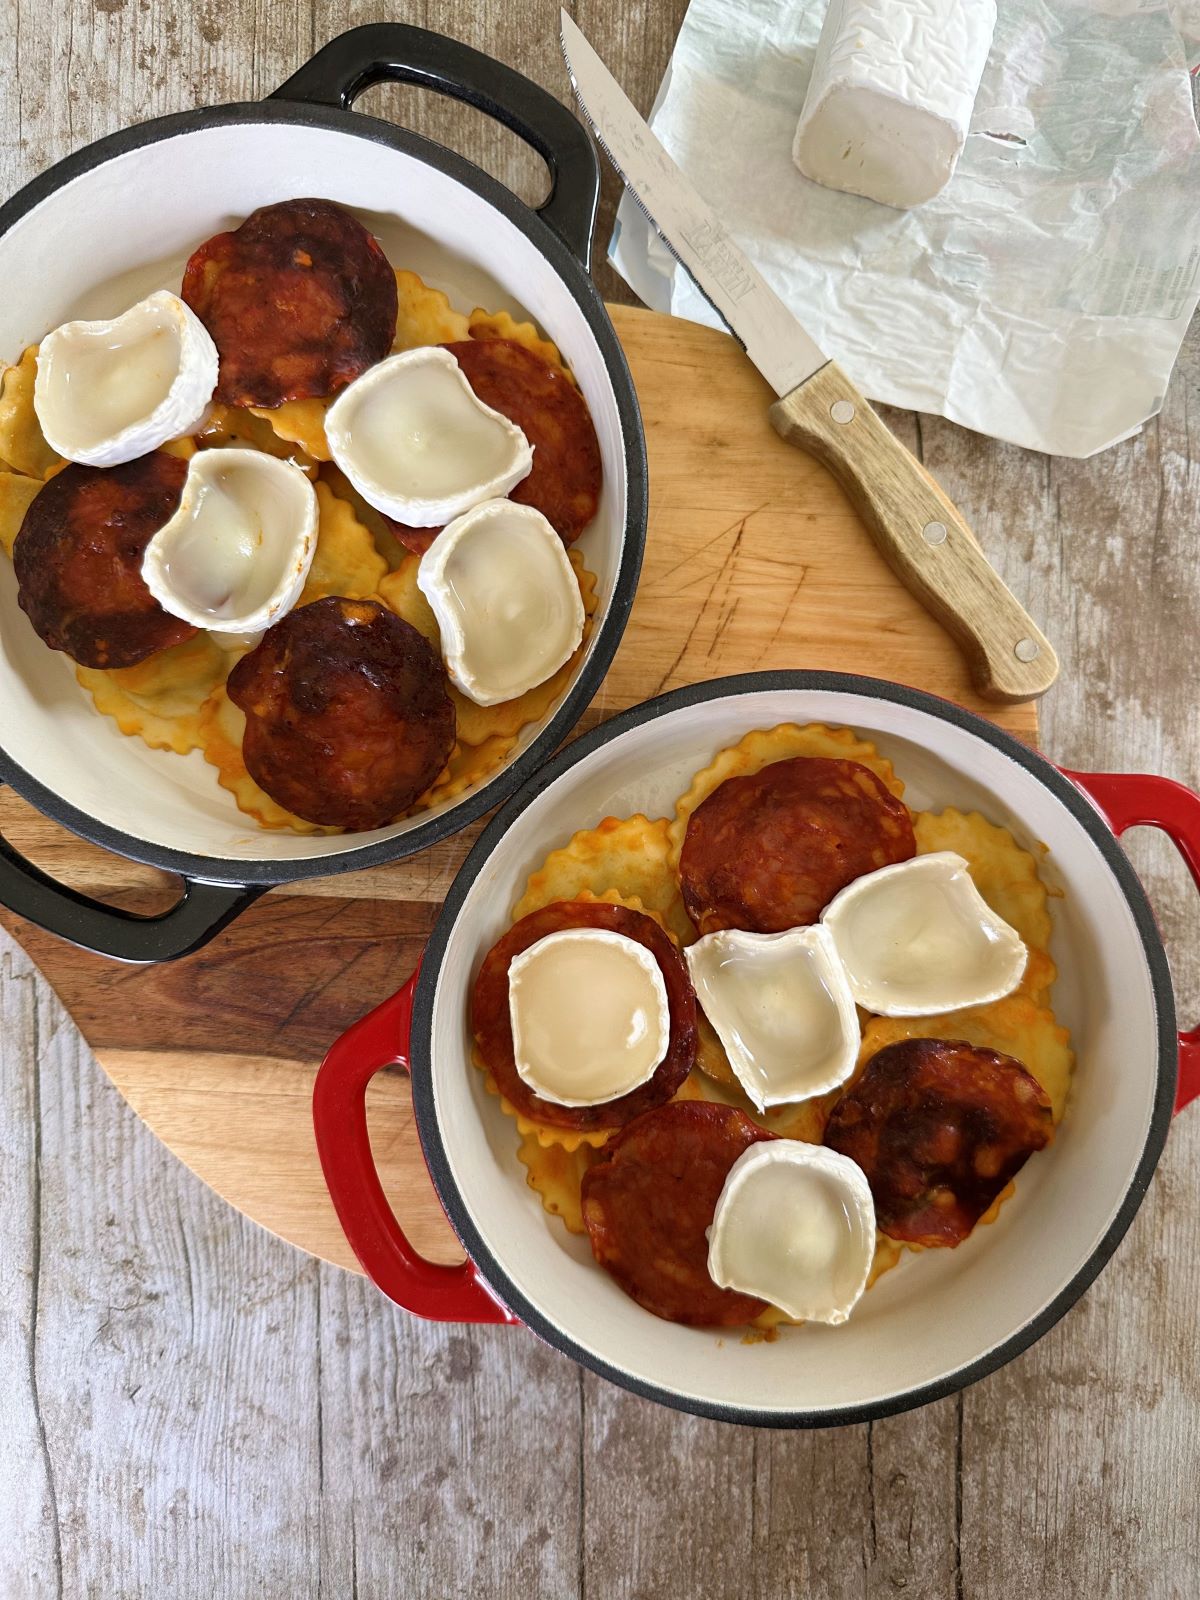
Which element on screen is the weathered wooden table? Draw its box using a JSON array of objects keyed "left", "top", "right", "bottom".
[{"left": 2, "top": 4, "right": 1198, "bottom": 1595}]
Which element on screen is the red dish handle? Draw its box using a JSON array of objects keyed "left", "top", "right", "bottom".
[
  {"left": 1063, "top": 769, "right": 1200, "bottom": 1115},
  {"left": 312, "top": 962, "right": 518, "bottom": 1324}
]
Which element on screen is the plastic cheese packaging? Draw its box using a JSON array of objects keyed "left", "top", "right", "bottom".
[{"left": 792, "top": 0, "right": 997, "bottom": 209}]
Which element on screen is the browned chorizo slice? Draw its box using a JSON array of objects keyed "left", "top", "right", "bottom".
[
  {"left": 823, "top": 1038, "right": 1054, "bottom": 1247},
  {"left": 182, "top": 198, "right": 398, "bottom": 408},
  {"left": 472, "top": 900, "right": 696, "bottom": 1131},
  {"left": 679, "top": 755, "right": 916, "bottom": 935},
  {"left": 581, "top": 1101, "right": 776, "bottom": 1325},
  {"left": 388, "top": 338, "right": 602, "bottom": 554},
  {"left": 14, "top": 453, "right": 195, "bottom": 668},
  {"left": 226, "top": 596, "right": 454, "bottom": 830}
]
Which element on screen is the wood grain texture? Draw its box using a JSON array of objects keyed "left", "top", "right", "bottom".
[
  {"left": 1, "top": 2, "right": 1198, "bottom": 1596},
  {"left": 771, "top": 363, "right": 1058, "bottom": 702}
]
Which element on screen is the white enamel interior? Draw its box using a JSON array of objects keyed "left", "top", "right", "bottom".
[
  {"left": 426, "top": 687, "right": 1164, "bottom": 1419},
  {"left": 0, "top": 120, "right": 631, "bottom": 864}
]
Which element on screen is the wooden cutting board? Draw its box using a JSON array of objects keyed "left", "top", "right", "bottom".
[{"left": 0, "top": 305, "right": 1037, "bottom": 1271}]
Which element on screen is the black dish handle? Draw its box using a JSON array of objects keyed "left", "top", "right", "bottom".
[
  {"left": 270, "top": 23, "right": 600, "bottom": 269},
  {"left": 0, "top": 814, "right": 263, "bottom": 963}
]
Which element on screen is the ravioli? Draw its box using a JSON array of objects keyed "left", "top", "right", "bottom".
[
  {"left": 486, "top": 724, "right": 1076, "bottom": 1330},
  {"left": 1, "top": 248, "right": 599, "bottom": 837}
]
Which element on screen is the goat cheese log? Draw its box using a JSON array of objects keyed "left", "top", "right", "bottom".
[{"left": 792, "top": 0, "right": 997, "bottom": 209}]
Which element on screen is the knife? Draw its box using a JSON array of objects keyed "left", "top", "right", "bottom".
[{"left": 559, "top": 10, "right": 1058, "bottom": 703}]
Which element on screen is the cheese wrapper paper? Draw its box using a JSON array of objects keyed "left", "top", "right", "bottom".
[{"left": 609, "top": 0, "right": 1200, "bottom": 457}]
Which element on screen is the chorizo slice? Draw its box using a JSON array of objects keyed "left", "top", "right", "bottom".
[
  {"left": 389, "top": 338, "right": 602, "bottom": 554},
  {"left": 472, "top": 900, "right": 696, "bottom": 1132},
  {"left": 581, "top": 1101, "right": 776, "bottom": 1325},
  {"left": 14, "top": 453, "right": 195, "bottom": 668},
  {"left": 823, "top": 1038, "right": 1053, "bottom": 1247},
  {"left": 226, "top": 596, "right": 454, "bottom": 830},
  {"left": 679, "top": 755, "right": 916, "bottom": 934},
  {"left": 182, "top": 198, "right": 398, "bottom": 408}
]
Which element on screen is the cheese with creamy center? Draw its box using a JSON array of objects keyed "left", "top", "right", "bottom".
[
  {"left": 821, "top": 849, "right": 1027, "bottom": 1015},
  {"left": 34, "top": 291, "right": 218, "bottom": 467},
  {"left": 685, "top": 924, "right": 860, "bottom": 1110},
  {"left": 325, "top": 346, "right": 532, "bottom": 526},
  {"left": 417, "top": 499, "right": 585, "bottom": 706},
  {"left": 707, "top": 1142, "right": 876, "bottom": 1324},
  {"left": 141, "top": 447, "right": 318, "bottom": 633},
  {"left": 508, "top": 928, "right": 670, "bottom": 1107}
]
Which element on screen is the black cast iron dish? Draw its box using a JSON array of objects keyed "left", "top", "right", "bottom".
[
  {"left": 314, "top": 671, "right": 1200, "bottom": 1426},
  {"left": 0, "top": 25, "right": 647, "bottom": 961}
]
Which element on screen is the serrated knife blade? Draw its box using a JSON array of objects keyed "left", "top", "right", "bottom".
[{"left": 559, "top": 9, "right": 825, "bottom": 397}]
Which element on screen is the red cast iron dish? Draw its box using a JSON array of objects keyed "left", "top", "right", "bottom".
[{"left": 314, "top": 672, "right": 1199, "bottom": 1424}]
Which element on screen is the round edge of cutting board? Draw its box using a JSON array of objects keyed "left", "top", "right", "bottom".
[{"left": 93, "top": 1047, "right": 464, "bottom": 1272}]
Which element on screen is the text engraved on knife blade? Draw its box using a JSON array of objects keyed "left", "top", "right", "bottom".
[
  {"left": 621, "top": 125, "right": 760, "bottom": 305},
  {"left": 675, "top": 218, "right": 759, "bottom": 304}
]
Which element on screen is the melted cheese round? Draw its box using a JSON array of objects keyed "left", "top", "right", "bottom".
[
  {"left": 34, "top": 291, "right": 218, "bottom": 467},
  {"left": 821, "top": 850, "right": 1027, "bottom": 1016},
  {"left": 684, "top": 925, "right": 860, "bottom": 1110},
  {"left": 417, "top": 500, "right": 585, "bottom": 706},
  {"left": 141, "top": 448, "right": 318, "bottom": 633},
  {"left": 508, "top": 929, "right": 670, "bottom": 1107},
  {"left": 707, "top": 1142, "right": 876, "bottom": 1324},
  {"left": 325, "top": 346, "right": 532, "bottom": 526}
]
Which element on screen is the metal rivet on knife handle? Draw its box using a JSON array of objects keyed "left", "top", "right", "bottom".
[
  {"left": 830, "top": 399, "right": 856, "bottom": 424},
  {"left": 768, "top": 361, "right": 1059, "bottom": 704}
]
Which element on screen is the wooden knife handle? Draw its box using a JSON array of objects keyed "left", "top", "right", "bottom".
[{"left": 770, "top": 362, "right": 1058, "bottom": 703}]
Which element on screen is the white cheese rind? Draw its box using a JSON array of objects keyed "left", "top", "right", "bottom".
[
  {"left": 417, "top": 499, "right": 584, "bottom": 707},
  {"left": 707, "top": 1142, "right": 876, "bottom": 1325},
  {"left": 820, "top": 850, "right": 1027, "bottom": 1016},
  {"left": 793, "top": 0, "right": 997, "bottom": 209},
  {"left": 684, "top": 924, "right": 860, "bottom": 1111},
  {"left": 508, "top": 928, "right": 670, "bottom": 1107},
  {"left": 34, "top": 291, "right": 218, "bottom": 467},
  {"left": 325, "top": 346, "right": 532, "bottom": 526},
  {"left": 141, "top": 447, "right": 318, "bottom": 634}
]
